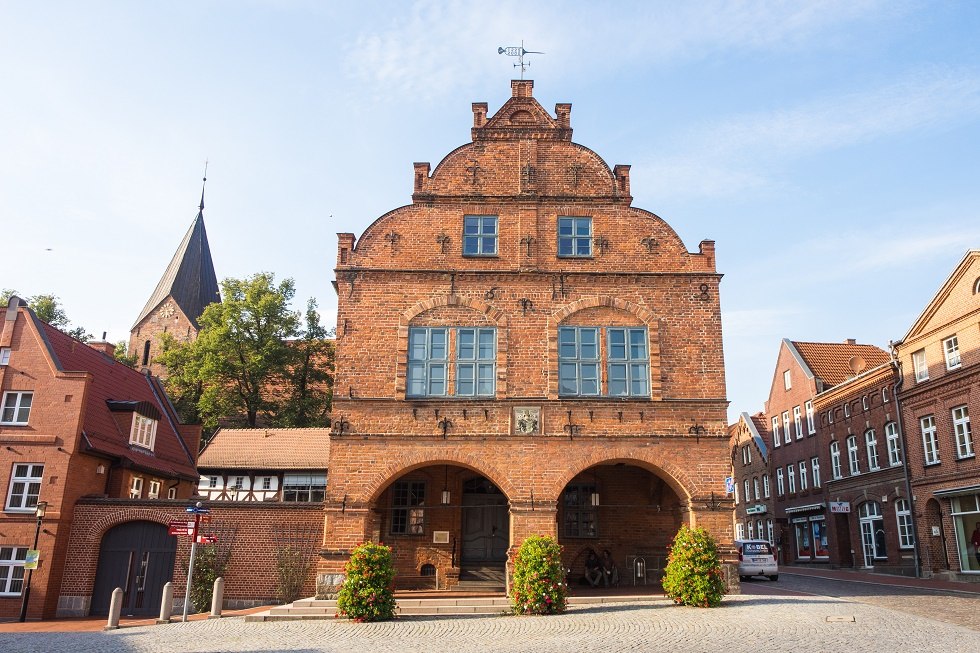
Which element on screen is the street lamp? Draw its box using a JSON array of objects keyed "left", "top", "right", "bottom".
[{"left": 18, "top": 500, "right": 47, "bottom": 622}]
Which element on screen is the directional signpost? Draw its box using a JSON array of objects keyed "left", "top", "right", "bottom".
[{"left": 181, "top": 502, "right": 211, "bottom": 623}]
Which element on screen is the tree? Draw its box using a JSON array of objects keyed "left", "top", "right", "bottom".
[
  {"left": 158, "top": 273, "right": 301, "bottom": 430},
  {"left": 270, "top": 298, "right": 334, "bottom": 428},
  {"left": 113, "top": 340, "right": 139, "bottom": 368},
  {"left": 0, "top": 289, "right": 91, "bottom": 341}
]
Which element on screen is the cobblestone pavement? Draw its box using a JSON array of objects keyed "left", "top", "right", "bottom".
[
  {"left": 741, "top": 571, "right": 980, "bottom": 631},
  {"left": 3, "top": 593, "right": 980, "bottom": 653}
]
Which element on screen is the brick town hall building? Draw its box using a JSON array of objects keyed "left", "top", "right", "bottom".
[{"left": 321, "top": 80, "right": 732, "bottom": 589}]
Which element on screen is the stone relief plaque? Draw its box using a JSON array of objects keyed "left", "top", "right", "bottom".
[{"left": 513, "top": 406, "right": 541, "bottom": 435}]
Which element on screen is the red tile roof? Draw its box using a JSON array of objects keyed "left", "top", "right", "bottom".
[
  {"left": 37, "top": 317, "right": 198, "bottom": 480},
  {"left": 790, "top": 341, "right": 890, "bottom": 389},
  {"left": 198, "top": 428, "right": 331, "bottom": 470}
]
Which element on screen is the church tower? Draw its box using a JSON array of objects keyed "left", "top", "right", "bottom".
[{"left": 129, "top": 184, "right": 220, "bottom": 375}]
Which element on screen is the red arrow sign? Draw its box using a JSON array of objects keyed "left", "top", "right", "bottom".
[{"left": 196, "top": 535, "right": 217, "bottom": 544}]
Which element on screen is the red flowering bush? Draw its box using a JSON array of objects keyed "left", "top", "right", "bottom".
[
  {"left": 336, "top": 542, "right": 397, "bottom": 622},
  {"left": 510, "top": 535, "right": 567, "bottom": 615},
  {"left": 662, "top": 525, "right": 725, "bottom": 607}
]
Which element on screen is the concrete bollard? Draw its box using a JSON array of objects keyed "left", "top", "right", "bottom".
[
  {"left": 209, "top": 577, "right": 224, "bottom": 619},
  {"left": 104, "top": 587, "right": 124, "bottom": 631},
  {"left": 156, "top": 582, "right": 174, "bottom": 624}
]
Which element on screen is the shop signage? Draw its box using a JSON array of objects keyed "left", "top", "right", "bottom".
[
  {"left": 829, "top": 501, "right": 851, "bottom": 513},
  {"left": 746, "top": 504, "right": 767, "bottom": 515}
]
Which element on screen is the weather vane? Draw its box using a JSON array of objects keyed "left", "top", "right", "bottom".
[{"left": 498, "top": 41, "right": 544, "bottom": 79}]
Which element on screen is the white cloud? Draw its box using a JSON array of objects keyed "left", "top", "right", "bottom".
[{"left": 641, "top": 67, "right": 980, "bottom": 199}]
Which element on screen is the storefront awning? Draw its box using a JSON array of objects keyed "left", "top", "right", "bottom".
[
  {"left": 934, "top": 484, "right": 980, "bottom": 497},
  {"left": 785, "top": 503, "right": 825, "bottom": 514}
]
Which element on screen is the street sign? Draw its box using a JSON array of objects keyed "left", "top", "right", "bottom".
[
  {"left": 829, "top": 501, "right": 851, "bottom": 513},
  {"left": 186, "top": 506, "right": 211, "bottom": 514},
  {"left": 24, "top": 549, "right": 40, "bottom": 570},
  {"left": 169, "top": 520, "right": 195, "bottom": 536},
  {"left": 196, "top": 535, "right": 217, "bottom": 544},
  {"left": 724, "top": 477, "right": 735, "bottom": 494}
]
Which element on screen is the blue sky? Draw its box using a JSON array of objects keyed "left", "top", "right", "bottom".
[{"left": 2, "top": 1, "right": 978, "bottom": 422}]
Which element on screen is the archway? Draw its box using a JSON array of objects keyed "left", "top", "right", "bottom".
[
  {"left": 91, "top": 521, "right": 176, "bottom": 616},
  {"left": 373, "top": 463, "right": 510, "bottom": 591},
  {"left": 558, "top": 461, "right": 682, "bottom": 589}
]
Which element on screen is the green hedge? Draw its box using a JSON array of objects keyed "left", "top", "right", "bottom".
[
  {"left": 511, "top": 535, "right": 568, "bottom": 615},
  {"left": 662, "top": 525, "right": 725, "bottom": 607},
  {"left": 336, "top": 542, "right": 397, "bottom": 622}
]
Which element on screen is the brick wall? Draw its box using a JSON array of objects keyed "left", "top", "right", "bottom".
[{"left": 57, "top": 499, "right": 323, "bottom": 616}]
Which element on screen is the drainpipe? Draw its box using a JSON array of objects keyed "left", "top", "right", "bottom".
[{"left": 889, "top": 341, "right": 921, "bottom": 578}]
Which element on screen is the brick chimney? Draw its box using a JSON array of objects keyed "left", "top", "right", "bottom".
[
  {"left": 845, "top": 339, "right": 857, "bottom": 345},
  {"left": 88, "top": 340, "right": 117, "bottom": 357},
  {"left": 512, "top": 80, "right": 533, "bottom": 98}
]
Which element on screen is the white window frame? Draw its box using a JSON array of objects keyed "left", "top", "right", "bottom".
[
  {"left": 772, "top": 416, "right": 781, "bottom": 447},
  {"left": 844, "top": 403, "right": 851, "bottom": 418},
  {"left": 866, "top": 429, "right": 880, "bottom": 471},
  {"left": 953, "top": 405, "right": 973, "bottom": 459},
  {"left": 130, "top": 476, "right": 143, "bottom": 499},
  {"left": 805, "top": 400, "right": 815, "bottom": 434},
  {"left": 799, "top": 461, "right": 808, "bottom": 491},
  {"left": 787, "top": 465, "right": 796, "bottom": 494},
  {"left": 794, "top": 406, "right": 803, "bottom": 439},
  {"left": 763, "top": 474, "right": 770, "bottom": 498},
  {"left": 767, "top": 519, "right": 774, "bottom": 546},
  {"left": 753, "top": 477, "right": 760, "bottom": 500},
  {"left": 782, "top": 411, "right": 791, "bottom": 444},
  {"left": 148, "top": 480, "right": 160, "bottom": 499},
  {"left": 5, "top": 463, "right": 43, "bottom": 512},
  {"left": 811, "top": 456, "right": 821, "bottom": 488},
  {"left": 129, "top": 414, "right": 158, "bottom": 450},
  {"left": 862, "top": 396, "right": 869, "bottom": 411},
  {"left": 913, "top": 349, "right": 928, "bottom": 383},
  {"left": 886, "top": 422, "right": 901, "bottom": 466},
  {"left": 831, "top": 441, "right": 842, "bottom": 479},
  {"left": 0, "top": 546, "right": 28, "bottom": 596},
  {"left": 0, "top": 391, "right": 33, "bottom": 425},
  {"left": 736, "top": 523, "right": 745, "bottom": 539},
  {"left": 208, "top": 476, "right": 218, "bottom": 488},
  {"left": 784, "top": 370, "right": 792, "bottom": 390},
  {"left": 0, "top": 348, "right": 10, "bottom": 366},
  {"left": 748, "top": 521, "right": 755, "bottom": 539},
  {"left": 882, "top": 387, "right": 890, "bottom": 403},
  {"left": 167, "top": 487, "right": 177, "bottom": 500},
  {"left": 896, "top": 499, "right": 914, "bottom": 549},
  {"left": 847, "top": 435, "right": 860, "bottom": 475},
  {"left": 921, "top": 415, "right": 940, "bottom": 465},
  {"left": 776, "top": 468, "right": 785, "bottom": 496},
  {"left": 943, "top": 336, "right": 961, "bottom": 370},
  {"left": 743, "top": 479, "right": 750, "bottom": 503}
]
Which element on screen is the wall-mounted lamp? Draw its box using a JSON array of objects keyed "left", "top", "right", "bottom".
[{"left": 441, "top": 465, "right": 451, "bottom": 505}]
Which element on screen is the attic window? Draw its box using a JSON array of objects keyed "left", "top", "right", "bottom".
[
  {"left": 130, "top": 414, "right": 158, "bottom": 450},
  {"left": 974, "top": 277, "right": 980, "bottom": 294},
  {"left": 509, "top": 110, "right": 533, "bottom": 124}
]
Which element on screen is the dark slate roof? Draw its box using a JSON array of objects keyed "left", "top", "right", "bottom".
[
  {"left": 133, "top": 210, "right": 220, "bottom": 329},
  {"left": 35, "top": 315, "right": 199, "bottom": 480}
]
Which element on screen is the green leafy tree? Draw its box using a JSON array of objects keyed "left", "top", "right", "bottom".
[
  {"left": 336, "top": 542, "right": 396, "bottom": 622},
  {"left": 271, "top": 298, "right": 334, "bottom": 427},
  {"left": 662, "top": 524, "right": 726, "bottom": 608},
  {"left": 189, "top": 543, "right": 230, "bottom": 613},
  {"left": 158, "top": 273, "right": 300, "bottom": 430},
  {"left": 510, "top": 535, "right": 567, "bottom": 615},
  {"left": 0, "top": 289, "right": 91, "bottom": 341},
  {"left": 113, "top": 340, "right": 139, "bottom": 368}
]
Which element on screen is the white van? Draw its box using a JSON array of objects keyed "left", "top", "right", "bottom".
[{"left": 735, "top": 539, "right": 778, "bottom": 581}]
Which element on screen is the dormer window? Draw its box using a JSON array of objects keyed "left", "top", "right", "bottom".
[{"left": 130, "top": 414, "right": 158, "bottom": 450}]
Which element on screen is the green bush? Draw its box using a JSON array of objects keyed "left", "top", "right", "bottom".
[
  {"left": 189, "top": 544, "right": 229, "bottom": 613},
  {"left": 336, "top": 542, "right": 397, "bottom": 622},
  {"left": 662, "top": 524, "right": 725, "bottom": 608},
  {"left": 510, "top": 535, "right": 567, "bottom": 615}
]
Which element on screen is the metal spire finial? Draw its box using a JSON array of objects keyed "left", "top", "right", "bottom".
[
  {"left": 199, "top": 160, "right": 208, "bottom": 212},
  {"left": 497, "top": 40, "right": 544, "bottom": 79}
]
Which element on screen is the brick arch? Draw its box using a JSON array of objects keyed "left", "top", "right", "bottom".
[
  {"left": 396, "top": 295, "right": 510, "bottom": 397},
  {"left": 547, "top": 297, "right": 661, "bottom": 399},
  {"left": 544, "top": 447, "right": 695, "bottom": 505},
  {"left": 362, "top": 451, "right": 518, "bottom": 505},
  {"left": 89, "top": 508, "right": 174, "bottom": 549}
]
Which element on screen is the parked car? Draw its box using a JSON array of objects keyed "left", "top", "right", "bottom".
[{"left": 735, "top": 539, "right": 778, "bottom": 581}]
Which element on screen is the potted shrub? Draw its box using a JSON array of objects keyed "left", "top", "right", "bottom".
[
  {"left": 336, "top": 542, "right": 397, "bottom": 622},
  {"left": 662, "top": 524, "right": 726, "bottom": 607},
  {"left": 510, "top": 535, "right": 567, "bottom": 615}
]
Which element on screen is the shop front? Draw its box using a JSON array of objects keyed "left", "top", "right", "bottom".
[
  {"left": 787, "top": 504, "right": 830, "bottom": 563},
  {"left": 942, "top": 490, "right": 980, "bottom": 574}
]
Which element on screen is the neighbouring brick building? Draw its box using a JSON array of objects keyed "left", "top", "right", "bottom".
[
  {"left": 0, "top": 297, "right": 200, "bottom": 620},
  {"left": 730, "top": 412, "right": 773, "bottom": 545},
  {"left": 197, "top": 428, "right": 330, "bottom": 502},
  {"left": 815, "top": 359, "right": 913, "bottom": 575},
  {"left": 322, "top": 79, "right": 732, "bottom": 591},
  {"left": 129, "top": 189, "right": 220, "bottom": 377},
  {"left": 895, "top": 249, "right": 980, "bottom": 580}
]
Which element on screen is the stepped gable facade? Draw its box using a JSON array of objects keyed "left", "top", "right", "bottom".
[{"left": 322, "top": 80, "right": 731, "bottom": 590}]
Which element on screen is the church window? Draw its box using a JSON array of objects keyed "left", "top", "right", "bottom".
[
  {"left": 463, "top": 215, "right": 497, "bottom": 256},
  {"left": 141, "top": 340, "right": 151, "bottom": 366},
  {"left": 557, "top": 217, "right": 592, "bottom": 257}
]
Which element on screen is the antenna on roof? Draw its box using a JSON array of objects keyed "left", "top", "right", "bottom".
[
  {"left": 199, "top": 160, "right": 208, "bottom": 212},
  {"left": 498, "top": 40, "right": 544, "bottom": 79}
]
